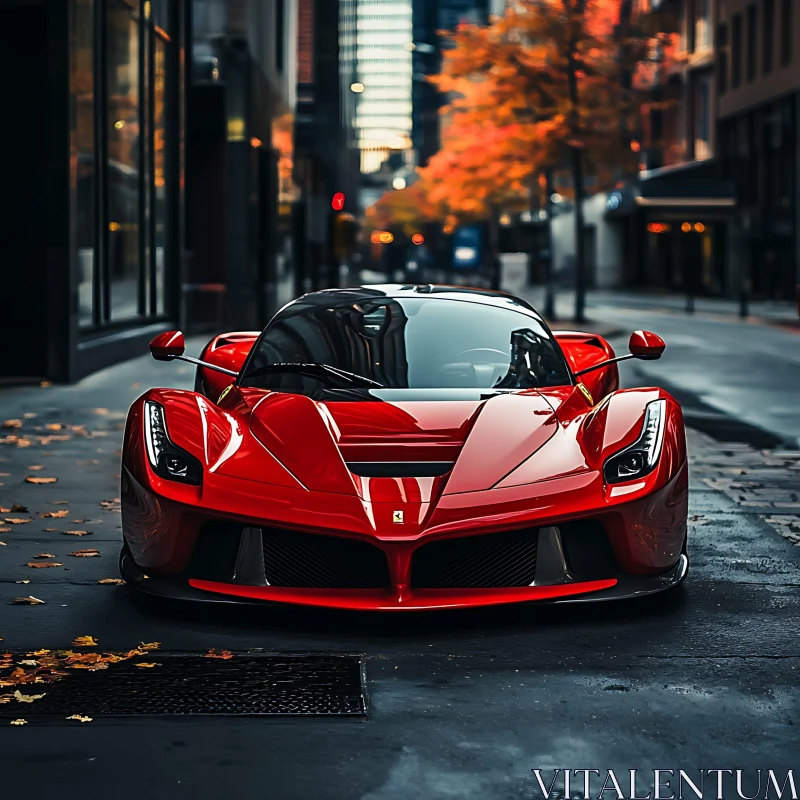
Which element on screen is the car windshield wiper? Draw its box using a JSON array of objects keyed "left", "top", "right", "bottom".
[{"left": 244, "top": 363, "right": 385, "bottom": 388}]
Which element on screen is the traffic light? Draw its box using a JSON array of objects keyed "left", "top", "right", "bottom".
[
  {"left": 333, "top": 212, "right": 358, "bottom": 259},
  {"left": 332, "top": 192, "right": 345, "bottom": 211},
  {"left": 412, "top": 233, "right": 424, "bottom": 245}
]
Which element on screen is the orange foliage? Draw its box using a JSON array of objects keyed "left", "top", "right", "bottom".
[{"left": 367, "top": 0, "right": 673, "bottom": 228}]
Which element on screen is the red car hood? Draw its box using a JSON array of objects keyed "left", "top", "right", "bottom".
[{"left": 247, "top": 391, "right": 559, "bottom": 497}]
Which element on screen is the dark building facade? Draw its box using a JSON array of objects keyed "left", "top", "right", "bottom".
[
  {"left": 411, "top": 0, "right": 490, "bottom": 167},
  {"left": 717, "top": 0, "right": 800, "bottom": 300},
  {"left": 293, "top": 0, "right": 359, "bottom": 295},
  {"left": 0, "top": 0, "right": 299, "bottom": 382},
  {"left": 0, "top": 0, "right": 188, "bottom": 382},
  {"left": 186, "top": 0, "right": 299, "bottom": 331}
]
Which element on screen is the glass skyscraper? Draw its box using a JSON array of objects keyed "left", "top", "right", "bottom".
[{"left": 355, "top": 0, "right": 414, "bottom": 172}]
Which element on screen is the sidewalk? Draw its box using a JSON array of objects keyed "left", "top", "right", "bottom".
[{"left": 518, "top": 285, "right": 799, "bottom": 332}]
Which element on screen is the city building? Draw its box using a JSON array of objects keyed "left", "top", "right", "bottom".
[
  {"left": 293, "top": 0, "right": 359, "bottom": 293},
  {"left": 187, "top": 0, "right": 299, "bottom": 331},
  {"left": 0, "top": 0, "right": 190, "bottom": 382},
  {"left": 603, "top": 0, "right": 738, "bottom": 296},
  {"left": 355, "top": 0, "right": 414, "bottom": 174},
  {"left": 554, "top": 0, "right": 739, "bottom": 295},
  {"left": 717, "top": 0, "right": 800, "bottom": 300},
  {"left": 411, "top": 0, "right": 491, "bottom": 168}
]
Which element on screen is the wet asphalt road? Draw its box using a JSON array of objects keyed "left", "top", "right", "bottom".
[{"left": 0, "top": 301, "right": 798, "bottom": 799}]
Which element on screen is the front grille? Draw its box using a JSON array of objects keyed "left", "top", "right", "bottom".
[
  {"left": 262, "top": 528, "right": 390, "bottom": 589},
  {"left": 411, "top": 529, "right": 539, "bottom": 588}
]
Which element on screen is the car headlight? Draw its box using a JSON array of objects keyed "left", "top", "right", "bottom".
[
  {"left": 143, "top": 401, "right": 203, "bottom": 485},
  {"left": 603, "top": 399, "right": 666, "bottom": 484}
]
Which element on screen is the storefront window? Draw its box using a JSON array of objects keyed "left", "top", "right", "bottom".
[
  {"left": 73, "top": 0, "right": 95, "bottom": 328},
  {"left": 154, "top": 33, "right": 167, "bottom": 314},
  {"left": 107, "top": 0, "right": 142, "bottom": 321}
]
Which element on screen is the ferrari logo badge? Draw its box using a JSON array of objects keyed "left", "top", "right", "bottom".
[
  {"left": 393, "top": 511, "right": 403, "bottom": 524},
  {"left": 578, "top": 383, "right": 594, "bottom": 405},
  {"left": 218, "top": 384, "right": 233, "bottom": 404}
]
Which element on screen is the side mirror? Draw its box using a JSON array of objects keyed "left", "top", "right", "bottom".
[
  {"left": 150, "top": 331, "right": 185, "bottom": 361},
  {"left": 574, "top": 330, "right": 666, "bottom": 379},
  {"left": 629, "top": 330, "right": 666, "bottom": 360}
]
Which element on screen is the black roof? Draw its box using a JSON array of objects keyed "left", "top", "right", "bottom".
[{"left": 291, "top": 284, "right": 541, "bottom": 317}]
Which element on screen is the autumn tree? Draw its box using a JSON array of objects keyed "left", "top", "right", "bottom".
[{"left": 431, "top": 0, "right": 670, "bottom": 320}]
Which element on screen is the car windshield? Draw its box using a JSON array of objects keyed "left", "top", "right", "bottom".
[{"left": 239, "top": 296, "right": 572, "bottom": 396}]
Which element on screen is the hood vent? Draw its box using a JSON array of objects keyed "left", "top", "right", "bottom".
[{"left": 346, "top": 462, "right": 454, "bottom": 478}]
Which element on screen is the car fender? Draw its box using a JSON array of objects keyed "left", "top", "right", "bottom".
[{"left": 194, "top": 331, "right": 260, "bottom": 400}]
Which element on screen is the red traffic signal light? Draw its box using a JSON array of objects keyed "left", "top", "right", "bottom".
[
  {"left": 412, "top": 234, "right": 425, "bottom": 245},
  {"left": 332, "top": 192, "right": 345, "bottom": 211}
]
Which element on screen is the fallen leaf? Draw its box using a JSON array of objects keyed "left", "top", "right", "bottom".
[
  {"left": 25, "top": 477, "right": 57, "bottom": 484},
  {"left": 31, "top": 650, "right": 50, "bottom": 656},
  {"left": 23, "top": 413, "right": 36, "bottom": 419},
  {"left": 53, "top": 501, "right": 69, "bottom": 505},
  {"left": 13, "top": 690, "right": 46, "bottom": 703},
  {"left": 0, "top": 527, "right": 10, "bottom": 533},
  {"left": 43, "top": 528, "right": 56, "bottom": 532},
  {"left": 2, "top": 420, "right": 22, "bottom": 429},
  {"left": 0, "top": 507, "right": 9, "bottom": 513},
  {"left": 34, "top": 554, "right": 56, "bottom": 559},
  {"left": 0, "top": 542, "right": 6, "bottom": 546},
  {"left": 9, "top": 719, "right": 27, "bottom": 725},
  {"left": 138, "top": 642, "right": 160, "bottom": 651},
  {"left": 205, "top": 649, "right": 233, "bottom": 660},
  {"left": 5, "top": 518, "right": 32, "bottom": 525},
  {"left": 98, "top": 578, "right": 125, "bottom": 585},
  {"left": 0, "top": 696, "right": 11, "bottom": 704},
  {"left": 26, "top": 562, "right": 63, "bottom": 569},
  {"left": 15, "top": 580, "right": 30, "bottom": 585},
  {"left": 44, "top": 424, "right": 63, "bottom": 431},
  {"left": 41, "top": 510, "right": 68, "bottom": 518},
  {"left": 68, "top": 549, "right": 100, "bottom": 557},
  {"left": 66, "top": 715, "right": 92, "bottom": 723},
  {"left": 11, "top": 597, "right": 45, "bottom": 605},
  {"left": 134, "top": 662, "right": 161, "bottom": 668},
  {"left": 64, "top": 531, "right": 91, "bottom": 537},
  {"left": 11, "top": 504, "right": 29, "bottom": 513},
  {"left": 71, "top": 519, "right": 87, "bottom": 524},
  {"left": 71, "top": 636, "right": 98, "bottom": 647},
  {"left": 18, "top": 660, "right": 39, "bottom": 666}
]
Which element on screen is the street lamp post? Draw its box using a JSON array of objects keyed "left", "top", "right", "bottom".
[{"left": 544, "top": 169, "right": 556, "bottom": 320}]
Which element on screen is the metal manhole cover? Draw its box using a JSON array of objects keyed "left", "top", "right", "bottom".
[{"left": 0, "top": 654, "right": 367, "bottom": 717}]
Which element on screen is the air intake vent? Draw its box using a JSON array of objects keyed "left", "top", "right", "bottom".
[
  {"left": 346, "top": 462, "right": 454, "bottom": 478},
  {"left": 262, "top": 528, "right": 390, "bottom": 589},
  {"left": 411, "top": 529, "right": 539, "bottom": 588}
]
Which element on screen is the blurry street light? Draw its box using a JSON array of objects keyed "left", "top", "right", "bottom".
[
  {"left": 412, "top": 234, "right": 424, "bottom": 245},
  {"left": 350, "top": 82, "right": 365, "bottom": 93},
  {"left": 499, "top": 213, "right": 512, "bottom": 226},
  {"left": 371, "top": 231, "right": 394, "bottom": 244},
  {"left": 681, "top": 222, "right": 692, "bottom": 232},
  {"left": 694, "top": 222, "right": 706, "bottom": 233},
  {"left": 392, "top": 176, "right": 407, "bottom": 190}
]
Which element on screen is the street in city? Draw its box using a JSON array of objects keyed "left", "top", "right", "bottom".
[{"left": 0, "top": 293, "right": 798, "bottom": 798}]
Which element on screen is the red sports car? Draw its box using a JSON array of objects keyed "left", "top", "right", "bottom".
[{"left": 120, "top": 285, "right": 688, "bottom": 610}]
